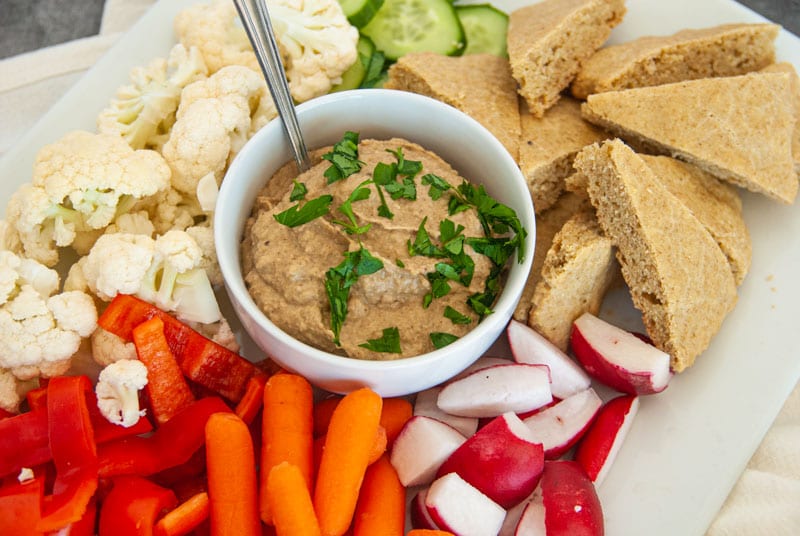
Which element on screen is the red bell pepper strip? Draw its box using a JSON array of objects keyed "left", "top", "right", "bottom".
[
  {"left": 98, "top": 396, "right": 231, "bottom": 478},
  {"left": 27, "top": 386, "right": 49, "bottom": 411},
  {"left": 0, "top": 475, "right": 45, "bottom": 536},
  {"left": 37, "top": 375, "right": 98, "bottom": 532},
  {"left": 0, "top": 407, "right": 16, "bottom": 420},
  {"left": 0, "top": 408, "right": 51, "bottom": 478},
  {"left": 86, "top": 388, "right": 153, "bottom": 444},
  {"left": 48, "top": 497, "right": 97, "bottom": 536},
  {"left": 234, "top": 374, "right": 268, "bottom": 425},
  {"left": 98, "top": 476, "right": 178, "bottom": 536},
  {"left": 133, "top": 316, "right": 196, "bottom": 425},
  {"left": 98, "top": 294, "right": 260, "bottom": 403}
]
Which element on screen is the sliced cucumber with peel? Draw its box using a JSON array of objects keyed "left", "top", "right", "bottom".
[
  {"left": 338, "top": 0, "right": 385, "bottom": 28},
  {"left": 456, "top": 4, "right": 509, "bottom": 57},
  {"left": 360, "top": 0, "right": 466, "bottom": 61}
]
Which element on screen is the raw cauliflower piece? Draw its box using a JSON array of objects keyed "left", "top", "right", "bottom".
[
  {"left": 91, "top": 327, "right": 138, "bottom": 367},
  {"left": 6, "top": 131, "right": 171, "bottom": 266},
  {"left": 95, "top": 359, "right": 149, "bottom": 427},
  {"left": 0, "top": 220, "right": 22, "bottom": 254},
  {"left": 0, "top": 251, "right": 97, "bottom": 381},
  {"left": 97, "top": 44, "right": 208, "bottom": 150},
  {"left": 269, "top": 0, "right": 359, "bottom": 102},
  {"left": 0, "top": 368, "right": 22, "bottom": 414},
  {"left": 79, "top": 231, "right": 222, "bottom": 324},
  {"left": 162, "top": 65, "right": 273, "bottom": 196},
  {"left": 185, "top": 224, "right": 222, "bottom": 286},
  {"left": 132, "top": 187, "right": 203, "bottom": 235},
  {"left": 104, "top": 211, "right": 156, "bottom": 237},
  {"left": 174, "top": 0, "right": 259, "bottom": 74}
]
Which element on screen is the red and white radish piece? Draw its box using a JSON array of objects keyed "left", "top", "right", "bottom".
[
  {"left": 515, "top": 495, "right": 547, "bottom": 535},
  {"left": 389, "top": 415, "right": 466, "bottom": 487},
  {"left": 522, "top": 388, "right": 603, "bottom": 459},
  {"left": 414, "top": 386, "right": 479, "bottom": 438},
  {"left": 425, "top": 472, "right": 506, "bottom": 536},
  {"left": 455, "top": 355, "right": 515, "bottom": 380},
  {"left": 436, "top": 412, "right": 545, "bottom": 509},
  {"left": 571, "top": 312, "right": 672, "bottom": 395},
  {"left": 574, "top": 394, "right": 639, "bottom": 486},
  {"left": 410, "top": 488, "right": 441, "bottom": 530},
  {"left": 500, "top": 491, "right": 537, "bottom": 536},
  {"left": 508, "top": 319, "right": 591, "bottom": 399},
  {"left": 536, "top": 460, "right": 604, "bottom": 536},
  {"left": 437, "top": 363, "right": 553, "bottom": 418}
]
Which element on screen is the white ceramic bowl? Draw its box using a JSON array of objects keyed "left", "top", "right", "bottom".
[{"left": 216, "top": 89, "right": 535, "bottom": 397}]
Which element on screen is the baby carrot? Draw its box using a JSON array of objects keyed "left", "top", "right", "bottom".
[
  {"left": 314, "top": 387, "right": 382, "bottom": 536},
  {"left": 379, "top": 398, "right": 413, "bottom": 446},
  {"left": 154, "top": 491, "right": 209, "bottom": 536},
  {"left": 260, "top": 373, "right": 314, "bottom": 525},
  {"left": 313, "top": 425, "right": 386, "bottom": 472},
  {"left": 352, "top": 454, "right": 405, "bottom": 536},
  {"left": 205, "top": 413, "right": 260, "bottom": 536},
  {"left": 267, "top": 462, "right": 321, "bottom": 536},
  {"left": 407, "top": 530, "right": 456, "bottom": 536}
]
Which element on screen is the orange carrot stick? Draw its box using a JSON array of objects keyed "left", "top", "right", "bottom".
[
  {"left": 235, "top": 374, "right": 268, "bottom": 425},
  {"left": 133, "top": 316, "right": 195, "bottom": 425},
  {"left": 205, "top": 412, "right": 260, "bottom": 536},
  {"left": 313, "top": 425, "right": 386, "bottom": 472},
  {"left": 312, "top": 396, "right": 341, "bottom": 437},
  {"left": 267, "top": 462, "right": 321, "bottom": 536},
  {"left": 313, "top": 387, "right": 382, "bottom": 536},
  {"left": 352, "top": 454, "right": 405, "bottom": 536},
  {"left": 154, "top": 492, "right": 209, "bottom": 536},
  {"left": 407, "top": 530, "right": 456, "bottom": 536},
  {"left": 379, "top": 398, "right": 413, "bottom": 446},
  {"left": 260, "top": 374, "right": 314, "bottom": 525}
]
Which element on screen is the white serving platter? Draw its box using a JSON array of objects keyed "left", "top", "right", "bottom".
[{"left": 1, "top": 1, "right": 798, "bottom": 535}]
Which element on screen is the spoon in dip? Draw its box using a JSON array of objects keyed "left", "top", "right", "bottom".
[{"left": 233, "top": 0, "right": 312, "bottom": 172}]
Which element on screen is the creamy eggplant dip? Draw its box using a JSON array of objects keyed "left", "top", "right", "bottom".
[{"left": 241, "top": 133, "right": 526, "bottom": 360}]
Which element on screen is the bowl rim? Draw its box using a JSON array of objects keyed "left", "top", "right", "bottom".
[{"left": 215, "top": 89, "right": 536, "bottom": 375}]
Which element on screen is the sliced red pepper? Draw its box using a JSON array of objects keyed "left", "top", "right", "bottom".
[
  {"left": 0, "top": 408, "right": 50, "bottom": 478},
  {"left": 98, "top": 397, "right": 231, "bottom": 478},
  {"left": 0, "top": 407, "right": 16, "bottom": 420},
  {"left": 37, "top": 375, "right": 98, "bottom": 532},
  {"left": 234, "top": 374, "right": 268, "bottom": 425},
  {"left": 133, "top": 316, "right": 196, "bottom": 425},
  {"left": 86, "top": 389, "right": 153, "bottom": 443},
  {"left": 0, "top": 475, "right": 45, "bottom": 536},
  {"left": 98, "top": 476, "right": 177, "bottom": 536},
  {"left": 48, "top": 497, "right": 97, "bottom": 536},
  {"left": 27, "top": 386, "right": 49, "bottom": 411},
  {"left": 98, "top": 295, "right": 259, "bottom": 402}
]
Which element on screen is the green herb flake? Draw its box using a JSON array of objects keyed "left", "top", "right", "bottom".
[
  {"left": 421, "top": 173, "right": 452, "bottom": 200},
  {"left": 322, "top": 131, "right": 364, "bottom": 184},
  {"left": 444, "top": 306, "right": 472, "bottom": 325},
  {"left": 289, "top": 180, "right": 307, "bottom": 202},
  {"left": 359, "top": 327, "right": 402, "bottom": 354},
  {"left": 325, "top": 246, "right": 384, "bottom": 345},
  {"left": 333, "top": 180, "right": 372, "bottom": 235},
  {"left": 430, "top": 332, "right": 459, "bottom": 349},
  {"left": 408, "top": 217, "right": 445, "bottom": 258},
  {"left": 273, "top": 194, "right": 333, "bottom": 227}
]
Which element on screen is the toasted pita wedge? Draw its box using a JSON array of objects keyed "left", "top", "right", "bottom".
[
  {"left": 385, "top": 52, "right": 520, "bottom": 160},
  {"left": 582, "top": 72, "right": 797, "bottom": 204},
  {"left": 574, "top": 139, "right": 737, "bottom": 372},
  {"left": 507, "top": 0, "right": 626, "bottom": 117},
  {"left": 571, "top": 23, "right": 779, "bottom": 99},
  {"left": 761, "top": 62, "right": 800, "bottom": 173}
]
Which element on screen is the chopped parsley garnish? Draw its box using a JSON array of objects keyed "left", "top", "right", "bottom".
[
  {"left": 289, "top": 180, "right": 307, "bottom": 201},
  {"left": 324, "top": 246, "right": 384, "bottom": 345},
  {"left": 371, "top": 148, "right": 421, "bottom": 219},
  {"left": 408, "top": 217, "right": 446, "bottom": 258},
  {"left": 421, "top": 173, "right": 451, "bottom": 200},
  {"left": 273, "top": 194, "right": 333, "bottom": 227},
  {"left": 444, "top": 306, "right": 472, "bottom": 325},
  {"left": 430, "top": 332, "right": 459, "bottom": 349},
  {"left": 322, "top": 131, "right": 364, "bottom": 184},
  {"left": 359, "top": 327, "right": 402, "bottom": 354},
  {"left": 333, "top": 179, "right": 372, "bottom": 235}
]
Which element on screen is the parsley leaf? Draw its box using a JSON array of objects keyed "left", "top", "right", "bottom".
[
  {"left": 408, "top": 217, "right": 446, "bottom": 258},
  {"left": 421, "top": 173, "right": 452, "bottom": 200},
  {"left": 325, "top": 246, "right": 384, "bottom": 345},
  {"left": 430, "top": 332, "right": 459, "bottom": 349},
  {"left": 273, "top": 194, "right": 333, "bottom": 227},
  {"left": 322, "top": 131, "right": 364, "bottom": 184},
  {"left": 333, "top": 180, "right": 372, "bottom": 235},
  {"left": 444, "top": 306, "right": 472, "bottom": 324},
  {"left": 359, "top": 327, "right": 402, "bottom": 354},
  {"left": 289, "top": 180, "right": 307, "bottom": 202}
]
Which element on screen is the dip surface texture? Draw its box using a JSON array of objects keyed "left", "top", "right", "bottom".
[{"left": 242, "top": 138, "right": 494, "bottom": 360}]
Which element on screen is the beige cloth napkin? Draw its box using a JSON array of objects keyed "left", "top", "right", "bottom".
[{"left": 0, "top": 1, "right": 798, "bottom": 534}]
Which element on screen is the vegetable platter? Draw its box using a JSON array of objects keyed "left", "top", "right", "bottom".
[{"left": 0, "top": 0, "right": 799, "bottom": 535}]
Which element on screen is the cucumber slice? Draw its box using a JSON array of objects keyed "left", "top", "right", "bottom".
[
  {"left": 331, "top": 36, "right": 376, "bottom": 92},
  {"left": 338, "top": 0, "right": 385, "bottom": 28},
  {"left": 456, "top": 4, "right": 509, "bottom": 57},
  {"left": 360, "top": 0, "right": 466, "bottom": 61}
]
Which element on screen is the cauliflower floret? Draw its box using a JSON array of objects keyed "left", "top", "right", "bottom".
[
  {"left": 0, "top": 368, "right": 22, "bottom": 414},
  {"left": 95, "top": 359, "right": 149, "bottom": 427},
  {"left": 185, "top": 224, "right": 221, "bottom": 286},
  {"left": 0, "top": 251, "right": 98, "bottom": 381},
  {"left": 91, "top": 327, "right": 138, "bottom": 367},
  {"left": 97, "top": 44, "right": 208, "bottom": 150},
  {"left": 269, "top": 0, "right": 359, "bottom": 102},
  {"left": 81, "top": 231, "right": 221, "bottom": 324},
  {"left": 174, "top": 0, "right": 260, "bottom": 74},
  {"left": 104, "top": 211, "right": 157, "bottom": 237},
  {"left": 162, "top": 66, "right": 274, "bottom": 197},
  {"left": 6, "top": 131, "right": 171, "bottom": 267},
  {"left": 0, "top": 220, "right": 22, "bottom": 254}
]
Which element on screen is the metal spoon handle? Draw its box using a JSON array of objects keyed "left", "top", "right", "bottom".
[{"left": 233, "top": 0, "right": 312, "bottom": 172}]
